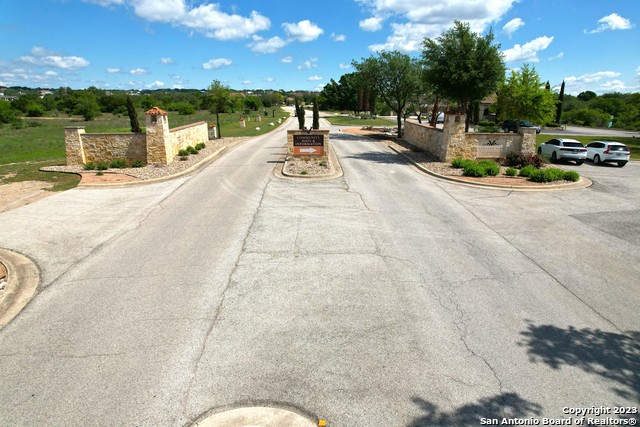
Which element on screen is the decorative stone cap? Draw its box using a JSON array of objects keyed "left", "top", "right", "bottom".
[{"left": 144, "top": 106, "right": 168, "bottom": 116}]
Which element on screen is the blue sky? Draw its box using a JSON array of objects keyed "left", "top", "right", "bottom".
[{"left": 1, "top": 0, "right": 639, "bottom": 95}]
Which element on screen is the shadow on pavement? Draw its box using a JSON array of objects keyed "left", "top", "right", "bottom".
[
  {"left": 519, "top": 321, "right": 640, "bottom": 403},
  {"left": 408, "top": 393, "right": 542, "bottom": 426}
]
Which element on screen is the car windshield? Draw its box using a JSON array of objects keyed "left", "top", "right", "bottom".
[
  {"left": 608, "top": 145, "right": 629, "bottom": 151},
  {"left": 563, "top": 142, "right": 584, "bottom": 148},
  {"left": 520, "top": 120, "right": 534, "bottom": 126}
]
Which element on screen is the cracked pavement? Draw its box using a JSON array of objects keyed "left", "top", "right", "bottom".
[{"left": 0, "top": 116, "right": 639, "bottom": 426}]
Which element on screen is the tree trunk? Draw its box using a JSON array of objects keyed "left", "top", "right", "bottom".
[
  {"left": 216, "top": 111, "right": 221, "bottom": 138},
  {"left": 396, "top": 113, "right": 402, "bottom": 138},
  {"left": 430, "top": 96, "right": 440, "bottom": 127}
]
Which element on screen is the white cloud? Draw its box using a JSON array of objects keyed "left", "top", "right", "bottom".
[
  {"left": 160, "top": 57, "right": 174, "bottom": 64},
  {"left": 314, "top": 84, "right": 326, "bottom": 91},
  {"left": 45, "top": 71, "right": 58, "bottom": 76},
  {"left": 242, "top": 80, "right": 252, "bottom": 85},
  {"left": 146, "top": 80, "right": 164, "bottom": 88},
  {"left": 360, "top": 16, "right": 383, "bottom": 32},
  {"left": 308, "top": 75, "right": 322, "bottom": 81},
  {"left": 297, "top": 58, "right": 318, "bottom": 70},
  {"left": 358, "top": 0, "right": 518, "bottom": 51},
  {"left": 599, "top": 80, "right": 633, "bottom": 91},
  {"left": 281, "top": 56, "right": 293, "bottom": 63},
  {"left": 249, "top": 36, "right": 288, "bottom": 53},
  {"left": 130, "top": 67, "right": 148, "bottom": 75},
  {"left": 202, "top": 58, "right": 232, "bottom": 69},
  {"left": 331, "top": 32, "right": 346, "bottom": 42},
  {"left": 502, "top": 36, "right": 554, "bottom": 63},
  {"left": 282, "top": 20, "right": 324, "bottom": 42},
  {"left": 19, "top": 46, "right": 90, "bottom": 70},
  {"left": 564, "top": 71, "right": 621, "bottom": 85},
  {"left": 339, "top": 63, "right": 352, "bottom": 70},
  {"left": 587, "top": 13, "right": 633, "bottom": 34},
  {"left": 106, "top": 67, "right": 121, "bottom": 73},
  {"left": 264, "top": 77, "right": 274, "bottom": 82},
  {"left": 502, "top": 18, "right": 524, "bottom": 36},
  {"left": 636, "top": 66, "right": 640, "bottom": 77},
  {"left": 548, "top": 52, "right": 564, "bottom": 61},
  {"left": 88, "top": 0, "right": 270, "bottom": 40}
]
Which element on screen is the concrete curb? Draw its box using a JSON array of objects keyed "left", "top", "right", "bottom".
[
  {"left": 388, "top": 146, "right": 593, "bottom": 192},
  {"left": 0, "top": 248, "right": 40, "bottom": 329},
  {"left": 276, "top": 141, "right": 344, "bottom": 181}
]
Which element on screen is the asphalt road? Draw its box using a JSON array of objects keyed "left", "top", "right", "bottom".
[{"left": 0, "top": 116, "right": 638, "bottom": 426}]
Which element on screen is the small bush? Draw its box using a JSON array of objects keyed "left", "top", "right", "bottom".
[
  {"left": 478, "top": 120, "right": 495, "bottom": 127},
  {"left": 83, "top": 162, "right": 96, "bottom": 171},
  {"left": 195, "top": 142, "right": 206, "bottom": 150},
  {"left": 109, "top": 158, "right": 127, "bottom": 169},
  {"left": 505, "top": 152, "right": 545, "bottom": 168},
  {"left": 519, "top": 165, "right": 537, "bottom": 177},
  {"left": 505, "top": 167, "right": 517, "bottom": 176},
  {"left": 478, "top": 160, "right": 500, "bottom": 176},
  {"left": 300, "top": 170, "right": 308, "bottom": 175},
  {"left": 505, "top": 152, "right": 522, "bottom": 167},
  {"left": 186, "top": 145, "right": 199, "bottom": 155},
  {"left": 463, "top": 162, "right": 487, "bottom": 177},
  {"left": 563, "top": 170, "right": 580, "bottom": 182},
  {"left": 178, "top": 149, "right": 189, "bottom": 156},
  {"left": 130, "top": 159, "right": 145, "bottom": 168},
  {"left": 451, "top": 158, "right": 474, "bottom": 168},
  {"left": 546, "top": 122, "right": 559, "bottom": 128},
  {"left": 95, "top": 171, "right": 104, "bottom": 176},
  {"left": 528, "top": 167, "right": 567, "bottom": 183},
  {"left": 179, "top": 155, "right": 189, "bottom": 161},
  {"left": 96, "top": 161, "right": 109, "bottom": 171}
]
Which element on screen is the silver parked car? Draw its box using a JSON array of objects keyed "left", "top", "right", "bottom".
[
  {"left": 537, "top": 138, "right": 587, "bottom": 165},
  {"left": 585, "top": 141, "right": 630, "bottom": 167}
]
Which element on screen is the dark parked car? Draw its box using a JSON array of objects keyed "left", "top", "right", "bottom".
[{"left": 502, "top": 120, "right": 541, "bottom": 134}]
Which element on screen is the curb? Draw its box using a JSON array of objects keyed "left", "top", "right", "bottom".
[
  {"left": 276, "top": 141, "right": 344, "bottom": 181},
  {"left": 388, "top": 146, "right": 593, "bottom": 192},
  {"left": 0, "top": 248, "right": 40, "bottom": 329}
]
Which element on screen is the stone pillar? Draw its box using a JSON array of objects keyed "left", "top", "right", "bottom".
[
  {"left": 442, "top": 113, "right": 470, "bottom": 161},
  {"left": 239, "top": 119, "right": 246, "bottom": 128},
  {"left": 208, "top": 124, "right": 217, "bottom": 140},
  {"left": 64, "top": 127, "right": 86, "bottom": 165},
  {"left": 145, "top": 106, "right": 170, "bottom": 164},
  {"left": 518, "top": 127, "right": 536, "bottom": 154}
]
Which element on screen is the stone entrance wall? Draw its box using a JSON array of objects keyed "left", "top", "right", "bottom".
[
  {"left": 65, "top": 107, "right": 209, "bottom": 166},
  {"left": 404, "top": 114, "right": 536, "bottom": 162}
]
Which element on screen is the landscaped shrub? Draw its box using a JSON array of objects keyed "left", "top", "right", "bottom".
[
  {"left": 195, "top": 142, "right": 206, "bottom": 150},
  {"left": 478, "top": 160, "right": 500, "bottom": 176},
  {"left": 96, "top": 161, "right": 109, "bottom": 171},
  {"left": 546, "top": 122, "right": 559, "bottom": 128},
  {"left": 528, "top": 167, "right": 567, "bottom": 183},
  {"left": 505, "top": 152, "right": 522, "bottom": 167},
  {"left": 463, "top": 162, "right": 487, "bottom": 177},
  {"left": 505, "top": 167, "right": 517, "bottom": 176},
  {"left": 109, "top": 158, "right": 127, "bottom": 169},
  {"left": 519, "top": 165, "right": 537, "bottom": 177},
  {"left": 83, "top": 162, "right": 96, "bottom": 171},
  {"left": 451, "top": 158, "right": 474, "bottom": 168},
  {"left": 130, "top": 159, "right": 145, "bottom": 168},
  {"left": 186, "top": 145, "right": 198, "bottom": 154},
  {"left": 563, "top": 170, "right": 580, "bottom": 182},
  {"left": 178, "top": 149, "right": 189, "bottom": 156},
  {"left": 505, "top": 152, "right": 544, "bottom": 168}
]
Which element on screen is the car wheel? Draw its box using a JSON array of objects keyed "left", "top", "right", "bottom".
[
  {"left": 537, "top": 147, "right": 542, "bottom": 155},
  {"left": 593, "top": 154, "right": 601, "bottom": 165},
  {"left": 575, "top": 160, "right": 584, "bottom": 165},
  {"left": 618, "top": 161, "right": 627, "bottom": 167},
  {"left": 551, "top": 152, "right": 557, "bottom": 163}
]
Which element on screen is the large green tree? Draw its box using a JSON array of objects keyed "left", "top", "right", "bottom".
[
  {"left": 352, "top": 50, "right": 422, "bottom": 137},
  {"left": 496, "top": 64, "right": 556, "bottom": 125},
  {"left": 422, "top": 21, "right": 505, "bottom": 130},
  {"left": 207, "top": 80, "right": 232, "bottom": 138}
]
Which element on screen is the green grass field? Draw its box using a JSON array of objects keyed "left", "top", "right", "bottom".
[
  {"left": 324, "top": 115, "right": 396, "bottom": 127},
  {"left": 536, "top": 134, "right": 639, "bottom": 160},
  {"left": 0, "top": 108, "right": 290, "bottom": 190}
]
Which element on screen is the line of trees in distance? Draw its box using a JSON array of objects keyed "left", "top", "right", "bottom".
[{"left": 317, "top": 21, "right": 640, "bottom": 135}]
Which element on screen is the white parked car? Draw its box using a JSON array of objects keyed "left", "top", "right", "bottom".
[
  {"left": 538, "top": 138, "right": 587, "bottom": 165},
  {"left": 585, "top": 141, "right": 630, "bottom": 167}
]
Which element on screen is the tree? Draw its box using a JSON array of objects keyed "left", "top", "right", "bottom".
[
  {"left": 422, "top": 21, "right": 505, "bottom": 131},
  {"left": 352, "top": 50, "right": 422, "bottom": 137},
  {"left": 127, "top": 96, "right": 141, "bottom": 133},
  {"left": 577, "top": 91, "right": 597, "bottom": 102},
  {"left": 312, "top": 98, "right": 320, "bottom": 129},
  {"left": 555, "top": 80, "right": 565, "bottom": 124},
  {"left": 294, "top": 98, "right": 305, "bottom": 129},
  {"left": 0, "top": 99, "right": 18, "bottom": 124},
  {"left": 208, "top": 80, "right": 232, "bottom": 138},
  {"left": 496, "top": 64, "right": 556, "bottom": 125}
]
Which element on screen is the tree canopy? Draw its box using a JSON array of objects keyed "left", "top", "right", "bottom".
[
  {"left": 422, "top": 21, "right": 505, "bottom": 128},
  {"left": 496, "top": 64, "right": 556, "bottom": 125},
  {"left": 352, "top": 50, "right": 422, "bottom": 137}
]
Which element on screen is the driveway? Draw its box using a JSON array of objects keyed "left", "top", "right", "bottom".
[{"left": 0, "top": 117, "right": 638, "bottom": 426}]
